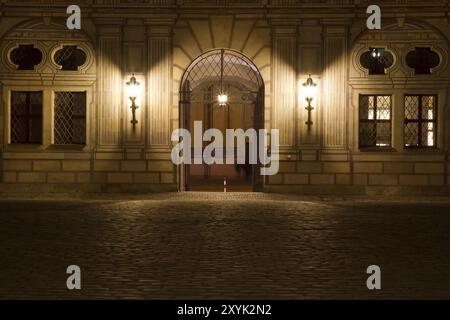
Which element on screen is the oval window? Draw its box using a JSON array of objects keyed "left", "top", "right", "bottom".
[
  {"left": 406, "top": 47, "right": 440, "bottom": 75},
  {"left": 360, "top": 48, "right": 394, "bottom": 75},
  {"left": 54, "top": 46, "right": 87, "bottom": 71},
  {"left": 10, "top": 45, "right": 43, "bottom": 70}
]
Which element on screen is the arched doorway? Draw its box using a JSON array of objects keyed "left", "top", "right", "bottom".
[{"left": 179, "top": 49, "right": 265, "bottom": 192}]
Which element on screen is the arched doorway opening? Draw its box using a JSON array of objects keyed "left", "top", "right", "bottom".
[{"left": 179, "top": 49, "right": 265, "bottom": 192}]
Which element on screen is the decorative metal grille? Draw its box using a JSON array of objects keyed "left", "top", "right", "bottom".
[
  {"left": 359, "top": 95, "right": 392, "bottom": 148},
  {"left": 10, "top": 45, "right": 43, "bottom": 70},
  {"left": 54, "top": 92, "right": 86, "bottom": 145},
  {"left": 404, "top": 95, "right": 437, "bottom": 147},
  {"left": 180, "top": 50, "right": 265, "bottom": 191},
  {"left": 181, "top": 50, "right": 264, "bottom": 95},
  {"left": 360, "top": 48, "right": 394, "bottom": 75},
  {"left": 54, "top": 46, "right": 87, "bottom": 71},
  {"left": 10, "top": 91, "right": 43, "bottom": 144}
]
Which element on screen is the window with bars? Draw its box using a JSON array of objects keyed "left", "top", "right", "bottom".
[
  {"left": 360, "top": 48, "right": 394, "bottom": 75},
  {"left": 359, "top": 95, "right": 392, "bottom": 148},
  {"left": 9, "top": 45, "right": 43, "bottom": 70},
  {"left": 405, "top": 48, "right": 440, "bottom": 75},
  {"left": 54, "top": 46, "right": 87, "bottom": 71},
  {"left": 10, "top": 91, "right": 43, "bottom": 144},
  {"left": 404, "top": 95, "right": 437, "bottom": 148},
  {"left": 54, "top": 92, "right": 87, "bottom": 145}
]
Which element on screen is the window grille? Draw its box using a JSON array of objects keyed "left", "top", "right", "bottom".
[
  {"left": 10, "top": 91, "right": 43, "bottom": 144},
  {"left": 10, "top": 45, "right": 43, "bottom": 70},
  {"left": 360, "top": 48, "right": 394, "bottom": 75},
  {"left": 405, "top": 48, "right": 440, "bottom": 75},
  {"left": 404, "top": 95, "right": 437, "bottom": 148},
  {"left": 359, "top": 95, "right": 392, "bottom": 148},
  {"left": 181, "top": 50, "right": 263, "bottom": 95},
  {"left": 54, "top": 92, "right": 86, "bottom": 145},
  {"left": 54, "top": 46, "right": 87, "bottom": 71}
]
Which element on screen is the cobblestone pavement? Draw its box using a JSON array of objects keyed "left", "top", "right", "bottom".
[{"left": 0, "top": 193, "right": 449, "bottom": 299}]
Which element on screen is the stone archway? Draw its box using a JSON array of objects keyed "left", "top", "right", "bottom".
[{"left": 179, "top": 49, "right": 265, "bottom": 192}]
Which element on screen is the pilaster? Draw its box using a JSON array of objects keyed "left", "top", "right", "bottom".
[
  {"left": 97, "top": 19, "right": 124, "bottom": 148},
  {"left": 145, "top": 17, "right": 176, "bottom": 150},
  {"left": 322, "top": 21, "right": 349, "bottom": 150},
  {"left": 271, "top": 23, "right": 297, "bottom": 149}
]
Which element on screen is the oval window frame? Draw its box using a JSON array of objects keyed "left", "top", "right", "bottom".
[{"left": 50, "top": 43, "right": 90, "bottom": 72}]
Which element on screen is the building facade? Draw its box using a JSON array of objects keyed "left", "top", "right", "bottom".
[{"left": 0, "top": 0, "right": 449, "bottom": 195}]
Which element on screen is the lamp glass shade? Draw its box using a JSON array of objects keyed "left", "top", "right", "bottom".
[
  {"left": 304, "top": 85, "right": 317, "bottom": 100},
  {"left": 303, "top": 76, "right": 317, "bottom": 100},
  {"left": 126, "top": 76, "right": 140, "bottom": 99}
]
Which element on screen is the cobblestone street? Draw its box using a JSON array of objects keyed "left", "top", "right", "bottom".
[{"left": 0, "top": 193, "right": 449, "bottom": 299}]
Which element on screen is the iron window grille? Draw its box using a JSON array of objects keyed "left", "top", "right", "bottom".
[
  {"left": 9, "top": 45, "right": 43, "bottom": 70},
  {"left": 360, "top": 48, "right": 394, "bottom": 75},
  {"left": 404, "top": 95, "right": 437, "bottom": 148},
  {"left": 405, "top": 48, "right": 440, "bottom": 75},
  {"left": 180, "top": 50, "right": 263, "bottom": 104},
  {"left": 54, "top": 92, "right": 87, "bottom": 145},
  {"left": 359, "top": 95, "right": 392, "bottom": 148},
  {"left": 10, "top": 91, "right": 43, "bottom": 144},
  {"left": 54, "top": 46, "right": 87, "bottom": 71}
]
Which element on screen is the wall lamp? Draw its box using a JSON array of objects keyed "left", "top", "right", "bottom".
[
  {"left": 126, "top": 74, "right": 140, "bottom": 130},
  {"left": 302, "top": 74, "right": 317, "bottom": 132}
]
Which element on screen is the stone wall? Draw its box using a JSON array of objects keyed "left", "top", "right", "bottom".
[
  {"left": 1, "top": 153, "right": 176, "bottom": 193},
  {"left": 266, "top": 154, "right": 450, "bottom": 195}
]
